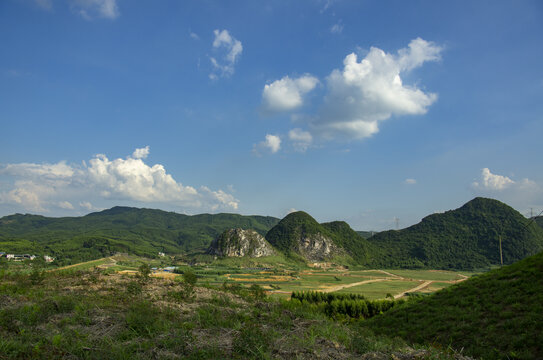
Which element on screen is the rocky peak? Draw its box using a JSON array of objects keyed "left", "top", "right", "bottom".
[
  {"left": 297, "top": 232, "right": 339, "bottom": 262},
  {"left": 207, "top": 228, "right": 275, "bottom": 258}
]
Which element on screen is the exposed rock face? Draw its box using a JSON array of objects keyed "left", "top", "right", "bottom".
[
  {"left": 265, "top": 211, "right": 344, "bottom": 262},
  {"left": 207, "top": 228, "right": 275, "bottom": 258},
  {"left": 298, "top": 233, "right": 339, "bottom": 262}
]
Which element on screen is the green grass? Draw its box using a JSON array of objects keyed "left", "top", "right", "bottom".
[
  {"left": 0, "top": 267, "right": 463, "bottom": 359},
  {"left": 365, "top": 250, "right": 543, "bottom": 359},
  {"left": 335, "top": 280, "right": 420, "bottom": 299},
  {"left": 383, "top": 269, "right": 465, "bottom": 281}
]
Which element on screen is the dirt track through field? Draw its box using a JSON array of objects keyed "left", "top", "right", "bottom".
[
  {"left": 394, "top": 280, "right": 433, "bottom": 299},
  {"left": 321, "top": 278, "right": 390, "bottom": 293},
  {"left": 49, "top": 257, "right": 116, "bottom": 272}
]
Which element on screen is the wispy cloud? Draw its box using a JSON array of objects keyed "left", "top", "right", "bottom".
[
  {"left": 288, "top": 128, "right": 313, "bottom": 153},
  {"left": 71, "top": 0, "right": 120, "bottom": 20},
  {"left": 330, "top": 20, "right": 343, "bottom": 34},
  {"left": 35, "top": 0, "right": 53, "bottom": 11},
  {"left": 209, "top": 29, "right": 243, "bottom": 79},
  {"left": 252, "top": 134, "right": 282, "bottom": 156}
]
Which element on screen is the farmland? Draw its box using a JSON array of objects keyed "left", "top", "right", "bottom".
[{"left": 45, "top": 255, "right": 472, "bottom": 300}]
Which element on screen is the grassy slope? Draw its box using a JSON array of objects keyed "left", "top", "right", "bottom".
[
  {"left": 368, "top": 197, "right": 543, "bottom": 269},
  {"left": 365, "top": 251, "right": 543, "bottom": 359},
  {"left": 0, "top": 207, "right": 279, "bottom": 265},
  {"left": 0, "top": 267, "right": 466, "bottom": 359}
]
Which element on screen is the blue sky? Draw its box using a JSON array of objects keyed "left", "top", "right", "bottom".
[{"left": 1, "top": 0, "right": 542, "bottom": 230}]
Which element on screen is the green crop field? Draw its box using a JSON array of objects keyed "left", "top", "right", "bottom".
[{"left": 9, "top": 255, "right": 476, "bottom": 301}]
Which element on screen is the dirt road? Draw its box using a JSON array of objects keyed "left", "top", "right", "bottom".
[
  {"left": 393, "top": 280, "right": 433, "bottom": 299},
  {"left": 321, "top": 278, "right": 390, "bottom": 293}
]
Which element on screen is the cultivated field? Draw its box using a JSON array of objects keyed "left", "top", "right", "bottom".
[{"left": 48, "top": 255, "right": 472, "bottom": 300}]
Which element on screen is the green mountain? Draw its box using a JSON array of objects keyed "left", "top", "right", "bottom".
[
  {"left": 321, "top": 221, "right": 378, "bottom": 264},
  {"left": 367, "top": 197, "right": 543, "bottom": 270},
  {"left": 365, "top": 250, "right": 543, "bottom": 359},
  {"left": 533, "top": 216, "right": 543, "bottom": 230},
  {"left": 0, "top": 207, "right": 279, "bottom": 265},
  {"left": 265, "top": 211, "right": 375, "bottom": 264}
]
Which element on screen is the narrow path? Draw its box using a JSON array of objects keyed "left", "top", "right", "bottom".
[
  {"left": 394, "top": 280, "right": 433, "bottom": 299},
  {"left": 374, "top": 270, "right": 403, "bottom": 279},
  {"left": 321, "top": 278, "right": 389, "bottom": 293},
  {"left": 49, "top": 256, "right": 116, "bottom": 272}
]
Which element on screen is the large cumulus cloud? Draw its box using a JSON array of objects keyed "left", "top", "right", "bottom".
[{"left": 0, "top": 147, "right": 238, "bottom": 214}]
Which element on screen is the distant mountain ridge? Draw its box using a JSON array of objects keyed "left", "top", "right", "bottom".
[
  {"left": 0, "top": 207, "right": 280, "bottom": 265},
  {"left": 1, "top": 198, "right": 542, "bottom": 270},
  {"left": 367, "top": 197, "right": 543, "bottom": 269}
]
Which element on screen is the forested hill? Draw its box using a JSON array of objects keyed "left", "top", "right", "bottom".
[
  {"left": 366, "top": 250, "right": 543, "bottom": 359},
  {"left": 534, "top": 216, "right": 543, "bottom": 230},
  {"left": 367, "top": 197, "right": 543, "bottom": 270},
  {"left": 265, "top": 211, "right": 377, "bottom": 264},
  {"left": 0, "top": 207, "right": 279, "bottom": 265}
]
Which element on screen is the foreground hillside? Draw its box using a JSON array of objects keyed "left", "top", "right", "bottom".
[
  {"left": 368, "top": 197, "right": 543, "bottom": 269},
  {"left": 0, "top": 207, "right": 279, "bottom": 265},
  {"left": 365, "top": 251, "right": 543, "bottom": 359},
  {"left": 0, "top": 268, "right": 468, "bottom": 359}
]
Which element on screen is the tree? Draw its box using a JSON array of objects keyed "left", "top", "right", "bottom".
[
  {"left": 138, "top": 263, "right": 151, "bottom": 282},
  {"left": 183, "top": 270, "right": 197, "bottom": 286}
]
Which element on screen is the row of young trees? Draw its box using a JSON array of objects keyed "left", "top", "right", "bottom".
[
  {"left": 291, "top": 291, "right": 405, "bottom": 319},
  {"left": 291, "top": 290, "right": 367, "bottom": 303}
]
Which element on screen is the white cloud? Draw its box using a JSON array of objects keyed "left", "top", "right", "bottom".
[
  {"left": 71, "top": 0, "right": 119, "bottom": 20},
  {"left": 471, "top": 168, "right": 542, "bottom": 213},
  {"left": 262, "top": 75, "right": 319, "bottom": 112},
  {"left": 189, "top": 31, "right": 200, "bottom": 40},
  {"left": 35, "top": 0, "right": 53, "bottom": 10},
  {"left": 472, "top": 168, "right": 515, "bottom": 191},
  {"left": 264, "top": 134, "right": 281, "bottom": 153},
  {"left": 286, "top": 208, "right": 298, "bottom": 216},
  {"left": 288, "top": 128, "right": 313, "bottom": 152},
  {"left": 330, "top": 21, "right": 343, "bottom": 34},
  {"left": 0, "top": 148, "right": 238, "bottom": 214},
  {"left": 404, "top": 178, "right": 417, "bottom": 185},
  {"left": 58, "top": 201, "right": 74, "bottom": 210},
  {"left": 209, "top": 29, "right": 243, "bottom": 79},
  {"left": 79, "top": 201, "right": 97, "bottom": 211},
  {"left": 132, "top": 146, "right": 150, "bottom": 159},
  {"left": 253, "top": 134, "right": 281, "bottom": 156},
  {"left": 310, "top": 38, "right": 441, "bottom": 140}
]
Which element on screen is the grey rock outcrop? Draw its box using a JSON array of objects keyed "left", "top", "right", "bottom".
[
  {"left": 207, "top": 228, "right": 275, "bottom": 258},
  {"left": 297, "top": 233, "right": 339, "bottom": 262}
]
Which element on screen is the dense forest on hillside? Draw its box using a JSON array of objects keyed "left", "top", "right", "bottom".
[
  {"left": 1, "top": 198, "right": 542, "bottom": 270},
  {"left": 365, "top": 250, "right": 543, "bottom": 359},
  {"left": 0, "top": 207, "right": 279, "bottom": 265},
  {"left": 265, "top": 211, "right": 376, "bottom": 264},
  {"left": 534, "top": 216, "right": 543, "bottom": 230},
  {"left": 367, "top": 198, "right": 543, "bottom": 270}
]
